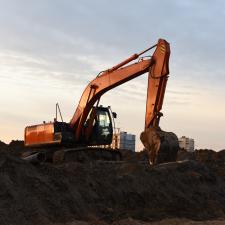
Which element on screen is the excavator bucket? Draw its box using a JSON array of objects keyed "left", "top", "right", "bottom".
[{"left": 140, "top": 127, "right": 179, "bottom": 165}]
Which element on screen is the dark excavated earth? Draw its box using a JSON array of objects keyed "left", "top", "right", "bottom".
[{"left": 1, "top": 141, "right": 225, "bottom": 225}]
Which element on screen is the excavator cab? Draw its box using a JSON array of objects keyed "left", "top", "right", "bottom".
[{"left": 85, "top": 106, "right": 114, "bottom": 146}]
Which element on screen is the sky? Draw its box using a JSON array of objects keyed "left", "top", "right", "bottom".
[{"left": 0, "top": 0, "right": 225, "bottom": 150}]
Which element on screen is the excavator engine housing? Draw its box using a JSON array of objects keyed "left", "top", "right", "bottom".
[{"left": 25, "top": 106, "right": 114, "bottom": 147}]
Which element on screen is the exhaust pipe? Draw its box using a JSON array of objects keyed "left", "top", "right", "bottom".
[{"left": 23, "top": 152, "right": 47, "bottom": 164}]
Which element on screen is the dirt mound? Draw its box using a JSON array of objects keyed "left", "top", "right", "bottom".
[
  {"left": 7, "top": 140, "right": 25, "bottom": 155},
  {"left": 177, "top": 149, "right": 225, "bottom": 178},
  {"left": 177, "top": 149, "right": 225, "bottom": 164},
  {"left": 194, "top": 149, "right": 225, "bottom": 164},
  {"left": 119, "top": 149, "right": 149, "bottom": 162},
  {"left": 1, "top": 147, "right": 225, "bottom": 225},
  {"left": 1, "top": 143, "right": 225, "bottom": 224},
  {"left": 0, "top": 140, "right": 7, "bottom": 150}
]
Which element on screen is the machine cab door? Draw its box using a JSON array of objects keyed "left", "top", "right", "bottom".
[{"left": 86, "top": 106, "right": 113, "bottom": 146}]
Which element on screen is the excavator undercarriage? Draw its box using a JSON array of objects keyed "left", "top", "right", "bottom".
[{"left": 23, "top": 147, "right": 122, "bottom": 164}]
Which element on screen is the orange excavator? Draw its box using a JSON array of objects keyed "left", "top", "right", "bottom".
[{"left": 24, "top": 39, "right": 179, "bottom": 164}]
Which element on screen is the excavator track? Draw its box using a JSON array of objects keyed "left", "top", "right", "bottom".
[
  {"left": 53, "top": 147, "right": 122, "bottom": 163},
  {"left": 23, "top": 147, "right": 122, "bottom": 164}
]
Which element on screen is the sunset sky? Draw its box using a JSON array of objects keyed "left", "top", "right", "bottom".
[{"left": 0, "top": 0, "right": 225, "bottom": 150}]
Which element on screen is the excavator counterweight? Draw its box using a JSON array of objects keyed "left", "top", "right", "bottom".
[{"left": 24, "top": 39, "right": 179, "bottom": 164}]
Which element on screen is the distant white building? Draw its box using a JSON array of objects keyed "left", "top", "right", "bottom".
[
  {"left": 111, "top": 131, "right": 136, "bottom": 152},
  {"left": 179, "top": 136, "right": 195, "bottom": 152}
]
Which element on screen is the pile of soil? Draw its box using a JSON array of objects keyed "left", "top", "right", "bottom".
[
  {"left": 177, "top": 149, "right": 225, "bottom": 164},
  {"left": 177, "top": 149, "right": 225, "bottom": 186},
  {"left": 0, "top": 140, "right": 7, "bottom": 150},
  {"left": 1, "top": 141, "right": 225, "bottom": 225}
]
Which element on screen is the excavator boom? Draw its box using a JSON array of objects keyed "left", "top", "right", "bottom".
[
  {"left": 70, "top": 59, "right": 153, "bottom": 140},
  {"left": 70, "top": 39, "right": 170, "bottom": 141}
]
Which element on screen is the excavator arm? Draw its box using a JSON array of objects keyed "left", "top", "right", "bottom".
[
  {"left": 145, "top": 42, "right": 170, "bottom": 128},
  {"left": 70, "top": 39, "right": 170, "bottom": 142},
  {"left": 70, "top": 59, "right": 153, "bottom": 140}
]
